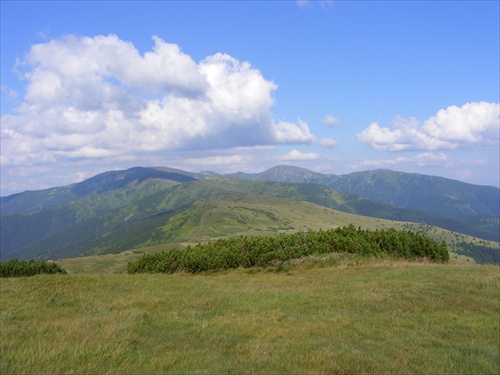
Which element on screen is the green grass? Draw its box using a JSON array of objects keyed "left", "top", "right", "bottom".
[
  {"left": 1, "top": 259, "right": 499, "bottom": 374},
  {"left": 55, "top": 247, "right": 169, "bottom": 274}
]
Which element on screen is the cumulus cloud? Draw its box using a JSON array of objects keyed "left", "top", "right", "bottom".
[
  {"left": 276, "top": 149, "right": 320, "bottom": 161},
  {"left": 273, "top": 119, "right": 315, "bottom": 144},
  {"left": 323, "top": 115, "right": 340, "bottom": 127},
  {"left": 320, "top": 137, "right": 339, "bottom": 148},
  {"left": 357, "top": 102, "right": 500, "bottom": 151},
  {"left": 1, "top": 34, "right": 314, "bottom": 168}
]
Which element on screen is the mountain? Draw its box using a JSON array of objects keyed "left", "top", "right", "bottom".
[
  {"left": 227, "top": 166, "right": 500, "bottom": 241},
  {"left": 1, "top": 166, "right": 498, "bottom": 263},
  {"left": 0, "top": 167, "right": 199, "bottom": 216},
  {"left": 230, "top": 165, "right": 331, "bottom": 185}
]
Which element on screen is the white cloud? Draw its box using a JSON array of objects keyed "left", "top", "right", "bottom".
[
  {"left": 296, "top": 0, "right": 310, "bottom": 8},
  {"left": 6, "top": 165, "right": 53, "bottom": 178},
  {"left": 276, "top": 149, "right": 320, "bottom": 161},
  {"left": 273, "top": 119, "right": 315, "bottom": 143},
  {"left": 357, "top": 102, "right": 500, "bottom": 151},
  {"left": 319, "top": 0, "right": 334, "bottom": 9},
  {"left": 320, "top": 137, "right": 339, "bottom": 148},
  {"left": 323, "top": 114, "right": 340, "bottom": 127},
  {"left": 312, "top": 162, "right": 338, "bottom": 173},
  {"left": 183, "top": 154, "right": 254, "bottom": 167},
  {"left": 1, "top": 34, "right": 315, "bottom": 168},
  {"left": 422, "top": 102, "right": 499, "bottom": 144},
  {"left": 1, "top": 85, "right": 17, "bottom": 99},
  {"left": 348, "top": 152, "right": 450, "bottom": 170},
  {"left": 296, "top": 0, "right": 333, "bottom": 9}
]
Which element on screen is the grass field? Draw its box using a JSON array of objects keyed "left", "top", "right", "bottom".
[{"left": 1, "top": 258, "right": 499, "bottom": 374}]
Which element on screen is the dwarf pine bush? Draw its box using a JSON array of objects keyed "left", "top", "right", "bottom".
[
  {"left": 127, "top": 225, "right": 449, "bottom": 274},
  {"left": 0, "top": 259, "right": 67, "bottom": 277}
]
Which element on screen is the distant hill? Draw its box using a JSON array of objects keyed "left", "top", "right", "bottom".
[
  {"left": 227, "top": 166, "right": 499, "bottom": 241},
  {"left": 1, "top": 166, "right": 498, "bottom": 263},
  {"left": 0, "top": 167, "right": 198, "bottom": 216}
]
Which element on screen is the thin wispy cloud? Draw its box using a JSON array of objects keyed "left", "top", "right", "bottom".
[
  {"left": 349, "top": 152, "right": 450, "bottom": 170},
  {"left": 296, "top": 0, "right": 334, "bottom": 9},
  {"left": 320, "top": 137, "right": 339, "bottom": 148}
]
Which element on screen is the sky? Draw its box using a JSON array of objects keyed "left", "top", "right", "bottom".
[{"left": 1, "top": 0, "right": 499, "bottom": 196}]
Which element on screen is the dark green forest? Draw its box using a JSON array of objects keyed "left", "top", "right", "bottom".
[{"left": 453, "top": 241, "right": 500, "bottom": 264}]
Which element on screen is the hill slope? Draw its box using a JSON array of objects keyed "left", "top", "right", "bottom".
[
  {"left": 1, "top": 175, "right": 428, "bottom": 260},
  {"left": 228, "top": 166, "right": 500, "bottom": 241},
  {"left": 0, "top": 167, "right": 198, "bottom": 216},
  {"left": 1, "top": 167, "right": 498, "bottom": 263}
]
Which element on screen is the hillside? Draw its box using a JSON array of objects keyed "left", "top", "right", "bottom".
[
  {"left": 228, "top": 165, "right": 500, "bottom": 241},
  {"left": 0, "top": 175, "right": 424, "bottom": 260},
  {"left": 0, "top": 167, "right": 199, "bottom": 216},
  {"left": 230, "top": 165, "right": 499, "bottom": 218},
  {"left": 1, "top": 167, "right": 498, "bottom": 263}
]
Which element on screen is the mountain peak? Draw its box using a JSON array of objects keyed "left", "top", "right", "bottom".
[{"left": 71, "top": 167, "right": 197, "bottom": 196}]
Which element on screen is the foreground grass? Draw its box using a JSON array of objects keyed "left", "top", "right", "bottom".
[{"left": 1, "top": 260, "right": 499, "bottom": 374}]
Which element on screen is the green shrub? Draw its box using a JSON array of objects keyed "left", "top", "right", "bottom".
[
  {"left": 127, "top": 225, "right": 449, "bottom": 274},
  {"left": 0, "top": 259, "right": 67, "bottom": 277}
]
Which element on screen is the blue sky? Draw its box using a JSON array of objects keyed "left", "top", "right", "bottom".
[{"left": 1, "top": 0, "right": 499, "bottom": 195}]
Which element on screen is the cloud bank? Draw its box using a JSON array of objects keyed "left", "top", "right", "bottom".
[
  {"left": 1, "top": 34, "right": 314, "bottom": 167},
  {"left": 357, "top": 102, "right": 500, "bottom": 151}
]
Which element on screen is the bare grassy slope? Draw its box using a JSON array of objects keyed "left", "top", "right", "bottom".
[{"left": 1, "top": 261, "right": 498, "bottom": 374}]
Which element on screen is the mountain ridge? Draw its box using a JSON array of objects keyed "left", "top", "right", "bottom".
[
  {"left": 227, "top": 165, "right": 499, "bottom": 238},
  {"left": 1, "top": 165, "right": 498, "bottom": 262}
]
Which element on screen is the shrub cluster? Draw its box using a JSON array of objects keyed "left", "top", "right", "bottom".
[
  {"left": 127, "top": 225, "right": 449, "bottom": 274},
  {"left": 0, "top": 259, "right": 67, "bottom": 278}
]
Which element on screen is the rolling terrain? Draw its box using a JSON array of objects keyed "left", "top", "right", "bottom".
[
  {"left": 2, "top": 167, "right": 499, "bottom": 374},
  {"left": 229, "top": 165, "right": 500, "bottom": 241},
  {"left": 1, "top": 166, "right": 498, "bottom": 264}
]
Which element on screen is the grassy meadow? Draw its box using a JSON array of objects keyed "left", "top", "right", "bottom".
[{"left": 1, "top": 257, "right": 499, "bottom": 374}]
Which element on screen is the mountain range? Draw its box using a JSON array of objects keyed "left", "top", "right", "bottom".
[
  {"left": 1, "top": 165, "right": 498, "bottom": 263},
  {"left": 232, "top": 166, "right": 500, "bottom": 238}
]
